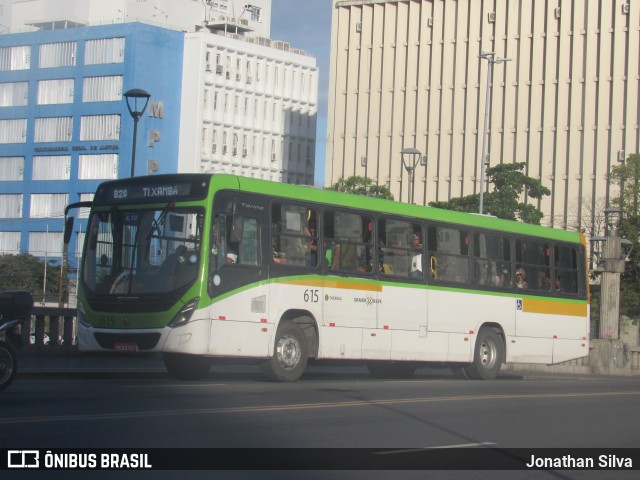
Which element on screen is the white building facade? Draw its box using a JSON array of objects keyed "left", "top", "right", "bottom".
[
  {"left": 326, "top": 0, "right": 640, "bottom": 232},
  {"left": 6, "top": 0, "right": 272, "bottom": 38},
  {"left": 179, "top": 28, "right": 318, "bottom": 184}
]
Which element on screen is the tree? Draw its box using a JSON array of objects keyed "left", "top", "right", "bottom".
[
  {"left": 0, "top": 254, "right": 65, "bottom": 302},
  {"left": 429, "top": 162, "right": 550, "bottom": 225},
  {"left": 609, "top": 153, "right": 640, "bottom": 321},
  {"left": 327, "top": 176, "right": 394, "bottom": 200}
]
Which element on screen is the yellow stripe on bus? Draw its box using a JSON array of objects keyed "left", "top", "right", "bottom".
[
  {"left": 522, "top": 298, "right": 587, "bottom": 317},
  {"left": 281, "top": 278, "right": 382, "bottom": 292}
]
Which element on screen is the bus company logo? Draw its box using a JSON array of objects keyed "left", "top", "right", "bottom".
[
  {"left": 325, "top": 294, "right": 342, "bottom": 302},
  {"left": 8, "top": 450, "right": 39, "bottom": 468},
  {"left": 240, "top": 202, "right": 264, "bottom": 211},
  {"left": 354, "top": 296, "right": 381, "bottom": 306}
]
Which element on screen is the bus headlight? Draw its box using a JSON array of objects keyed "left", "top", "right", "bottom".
[
  {"left": 169, "top": 298, "right": 200, "bottom": 328},
  {"left": 77, "top": 301, "right": 91, "bottom": 328}
]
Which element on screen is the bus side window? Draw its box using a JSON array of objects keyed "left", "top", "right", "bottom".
[
  {"left": 211, "top": 213, "right": 260, "bottom": 271},
  {"left": 378, "top": 218, "right": 423, "bottom": 279},
  {"left": 271, "top": 204, "right": 316, "bottom": 267},
  {"left": 554, "top": 245, "right": 579, "bottom": 295},
  {"left": 427, "top": 225, "right": 469, "bottom": 283},
  {"left": 324, "top": 210, "right": 372, "bottom": 273}
]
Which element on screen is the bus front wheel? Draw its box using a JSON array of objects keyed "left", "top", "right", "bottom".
[
  {"left": 163, "top": 353, "right": 212, "bottom": 381},
  {"left": 463, "top": 328, "right": 504, "bottom": 380},
  {"left": 261, "top": 322, "right": 308, "bottom": 382}
]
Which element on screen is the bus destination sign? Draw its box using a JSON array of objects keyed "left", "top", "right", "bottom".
[
  {"left": 93, "top": 175, "right": 212, "bottom": 205},
  {"left": 97, "top": 182, "right": 193, "bottom": 204}
]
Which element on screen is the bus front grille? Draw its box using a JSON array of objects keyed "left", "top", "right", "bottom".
[{"left": 94, "top": 332, "right": 161, "bottom": 350}]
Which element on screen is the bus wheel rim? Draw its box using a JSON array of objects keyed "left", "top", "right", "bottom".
[
  {"left": 480, "top": 339, "right": 497, "bottom": 370},
  {"left": 276, "top": 334, "right": 301, "bottom": 371}
]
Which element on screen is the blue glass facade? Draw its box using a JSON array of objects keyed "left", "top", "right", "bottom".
[{"left": 0, "top": 23, "right": 184, "bottom": 264}]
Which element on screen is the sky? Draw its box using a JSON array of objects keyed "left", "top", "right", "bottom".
[{"left": 270, "top": 0, "right": 333, "bottom": 186}]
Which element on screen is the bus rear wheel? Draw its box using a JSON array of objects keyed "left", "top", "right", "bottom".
[
  {"left": 261, "top": 322, "right": 308, "bottom": 382},
  {"left": 463, "top": 328, "right": 504, "bottom": 380},
  {"left": 163, "top": 353, "right": 212, "bottom": 381}
]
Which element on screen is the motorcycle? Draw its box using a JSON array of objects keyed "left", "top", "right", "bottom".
[{"left": 0, "top": 290, "right": 33, "bottom": 392}]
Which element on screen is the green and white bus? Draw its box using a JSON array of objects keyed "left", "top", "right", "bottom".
[{"left": 66, "top": 173, "right": 589, "bottom": 381}]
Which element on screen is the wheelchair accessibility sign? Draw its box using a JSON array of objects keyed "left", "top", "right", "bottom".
[{"left": 517, "top": 299, "right": 523, "bottom": 311}]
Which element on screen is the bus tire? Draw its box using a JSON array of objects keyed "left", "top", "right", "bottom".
[
  {"left": 367, "top": 361, "right": 416, "bottom": 379},
  {"left": 261, "top": 322, "right": 308, "bottom": 382},
  {"left": 464, "top": 328, "right": 504, "bottom": 380},
  {"left": 0, "top": 341, "right": 17, "bottom": 392},
  {"left": 163, "top": 353, "right": 212, "bottom": 381}
]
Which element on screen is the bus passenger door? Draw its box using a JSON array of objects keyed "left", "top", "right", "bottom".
[{"left": 208, "top": 194, "right": 269, "bottom": 357}]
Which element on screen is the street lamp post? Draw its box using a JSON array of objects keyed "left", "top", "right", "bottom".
[
  {"left": 478, "top": 52, "right": 511, "bottom": 214},
  {"left": 400, "top": 147, "right": 426, "bottom": 205},
  {"left": 124, "top": 88, "right": 151, "bottom": 177}
]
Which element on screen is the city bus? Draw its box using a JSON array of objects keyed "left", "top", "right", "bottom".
[{"left": 65, "top": 173, "right": 589, "bottom": 381}]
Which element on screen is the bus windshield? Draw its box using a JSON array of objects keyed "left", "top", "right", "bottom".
[{"left": 83, "top": 207, "right": 204, "bottom": 296}]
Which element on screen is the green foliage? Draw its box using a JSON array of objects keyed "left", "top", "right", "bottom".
[
  {"left": 0, "top": 254, "right": 64, "bottom": 300},
  {"left": 429, "top": 162, "right": 550, "bottom": 225},
  {"left": 327, "top": 176, "right": 395, "bottom": 200},
  {"left": 610, "top": 153, "right": 640, "bottom": 322}
]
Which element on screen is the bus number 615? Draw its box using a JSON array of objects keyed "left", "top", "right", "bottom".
[{"left": 304, "top": 289, "right": 319, "bottom": 303}]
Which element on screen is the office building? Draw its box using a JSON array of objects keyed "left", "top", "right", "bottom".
[{"left": 326, "top": 0, "right": 639, "bottom": 231}]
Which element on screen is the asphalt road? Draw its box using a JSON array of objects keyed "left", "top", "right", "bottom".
[{"left": 2, "top": 364, "right": 639, "bottom": 480}]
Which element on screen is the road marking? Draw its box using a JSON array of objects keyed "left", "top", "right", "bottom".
[
  {"left": 126, "top": 384, "right": 229, "bottom": 388},
  {"left": 375, "top": 443, "right": 497, "bottom": 454},
  {"left": 1, "top": 390, "right": 639, "bottom": 426}
]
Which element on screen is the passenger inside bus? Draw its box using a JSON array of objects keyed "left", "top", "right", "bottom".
[
  {"left": 515, "top": 268, "right": 528, "bottom": 288},
  {"left": 410, "top": 233, "right": 423, "bottom": 278}
]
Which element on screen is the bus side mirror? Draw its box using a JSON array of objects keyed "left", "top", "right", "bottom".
[{"left": 63, "top": 217, "right": 74, "bottom": 244}]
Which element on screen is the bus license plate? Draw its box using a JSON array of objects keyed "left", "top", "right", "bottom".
[{"left": 114, "top": 343, "right": 138, "bottom": 353}]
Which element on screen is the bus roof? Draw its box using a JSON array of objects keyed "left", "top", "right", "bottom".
[
  {"left": 228, "top": 175, "right": 582, "bottom": 244},
  {"left": 92, "top": 173, "right": 582, "bottom": 244}
]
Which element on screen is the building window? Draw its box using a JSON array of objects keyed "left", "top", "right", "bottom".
[
  {"left": 34, "top": 117, "right": 73, "bottom": 143},
  {"left": 29, "top": 231, "right": 63, "bottom": 257},
  {"left": 83, "top": 76, "right": 123, "bottom": 102},
  {"left": 0, "top": 119, "right": 27, "bottom": 144},
  {"left": 84, "top": 37, "right": 125, "bottom": 65},
  {"left": 80, "top": 115, "right": 120, "bottom": 141},
  {"left": 0, "top": 45, "right": 30, "bottom": 71},
  {"left": 78, "top": 154, "right": 118, "bottom": 179},
  {"left": 0, "top": 82, "right": 28, "bottom": 107},
  {"left": 78, "top": 193, "right": 94, "bottom": 219},
  {"left": 39, "top": 41, "right": 77, "bottom": 68},
  {"left": 0, "top": 194, "right": 23, "bottom": 218},
  {"left": 0, "top": 156, "right": 24, "bottom": 180},
  {"left": 32, "top": 155, "right": 71, "bottom": 180},
  {"left": 37, "top": 79, "right": 74, "bottom": 105},
  {"left": 0, "top": 232, "right": 21, "bottom": 255},
  {"left": 212, "top": 130, "right": 218, "bottom": 154},
  {"left": 30, "top": 194, "right": 68, "bottom": 219}
]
